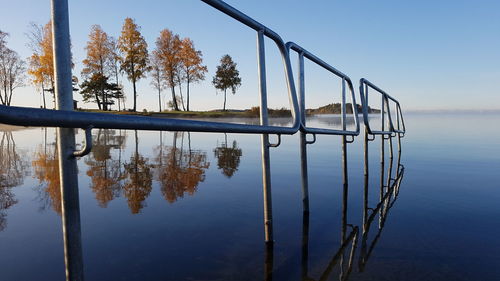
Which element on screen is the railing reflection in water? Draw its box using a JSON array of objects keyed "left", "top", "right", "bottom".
[{"left": 359, "top": 132, "right": 405, "bottom": 273}]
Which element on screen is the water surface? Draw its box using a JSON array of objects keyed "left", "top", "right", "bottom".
[{"left": 0, "top": 113, "right": 499, "bottom": 280}]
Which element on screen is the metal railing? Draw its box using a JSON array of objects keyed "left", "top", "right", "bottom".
[
  {"left": 286, "top": 42, "right": 360, "bottom": 137},
  {"left": 0, "top": 0, "right": 407, "bottom": 280},
  {"left": 359, "top": 78, "right": 406, "bottom": 137}
]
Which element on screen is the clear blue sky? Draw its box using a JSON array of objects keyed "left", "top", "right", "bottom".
[{"left": 1, "top": 0, "right": 499, "bottom": 111}]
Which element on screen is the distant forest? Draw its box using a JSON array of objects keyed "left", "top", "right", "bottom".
[{"left": 306, "top": 103, "right": 380, "bottom": 115}]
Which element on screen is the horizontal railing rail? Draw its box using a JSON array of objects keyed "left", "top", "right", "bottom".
[
  {"left": 286, "top": 42, "right": 360, "bottom": 136},
  {"left": 0, "top": 105, "right": 296, "bottom": 134}
]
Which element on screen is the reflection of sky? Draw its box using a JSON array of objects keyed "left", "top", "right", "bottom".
[{"left": 0, "top": 113, "right": 499, "bottom": 280}]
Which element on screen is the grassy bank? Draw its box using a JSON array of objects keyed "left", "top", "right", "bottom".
[{"left": 77, "top": 107, "right": 293, "bottom": 118}]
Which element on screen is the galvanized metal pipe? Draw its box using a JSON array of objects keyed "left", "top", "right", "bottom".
[
  {"left": 286, "top": 41, "right": 360, "bottom": 136},
  {"left": 257, "top": 31, "right": 273, "bottom": 244},
  {"left": 51, "top": 0, "right": 84, "bottom": 280},
  {"left": 359, "top": 78, "right": 405, "bottom": 136}
]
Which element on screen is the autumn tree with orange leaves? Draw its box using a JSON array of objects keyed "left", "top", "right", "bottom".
[
  {"left": 118, "top": 18, "right": 149, "bottom": 112},
  {"left": 178, "top": 38, "right": 207, "bottom": 111},
  {"left": 26, "top": 22, "right": 54, "bottom": 108},
  {"left": 153, "top": 29, "right": 181, "bottom": 111},
  {"left": 81, "top": 25, "right": 124, "bottom": 110}
]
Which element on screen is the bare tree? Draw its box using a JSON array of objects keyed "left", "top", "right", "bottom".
[
  {"left": 149, "top": 52, "right": 166, "bottom": 112},
  {"left": 0, "top": 31, "right": 26, "bottom": 106}
]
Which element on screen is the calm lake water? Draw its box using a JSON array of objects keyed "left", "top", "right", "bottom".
[{"left": 0, "top": 113, "right": 499, "bottom": 281}]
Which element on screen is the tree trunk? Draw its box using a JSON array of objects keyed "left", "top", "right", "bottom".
[
  {"left": 0, "top": 89, "right": 4, "bottom": 105},
  {"left": 2, "top": 84, "right": 7, "bottom": 105},
  {"left": 186, "top": 77, "right": 190, "bottom": 112},
  {"left": 115, "top": 65, "right": 121, "bottom": 111},
  {"left": 42, "top": 88, "right": 47, "bottom": 109},
  {"left": 95, "top": 93, "right": 102, "bottom": 110},
  {"left": 223, "top": 89, "right": 227, "bottom": 111},
  {"left": 8, "top": 85, "right": 13, "bottom": 106},
  {"left": 178, "top": 84, "right": 186, "bottom": 111},
  {"left": 132, "top": 76, "right": 137, "bottom": 112},
  {"left": 170, "top": 77, "right": 179, "bottom": 111},
  {"left": 101, "top": 82, "right": 107, "bottom": 111},
  {"left": 158, "top": 88, "right": 162, "bottom": 112}
]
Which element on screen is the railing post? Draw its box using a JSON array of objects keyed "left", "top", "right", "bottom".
[
  {"left": 257, "top": 30, "right": 273, "bottom": 244},
  {"left": 298, "top": 52, "right": 310, "bottom": 213},
  {"left": 51, "top": 0, "right": 84, "bottom": 280}
]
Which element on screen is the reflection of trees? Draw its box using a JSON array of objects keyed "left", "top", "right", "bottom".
[
  {"left": 0, "top": 132, "right": 29, "bottom": 187},
  {"left": 123, "top": 130, "right": 153, "bottom": 214},
  {"left": 32, "top": 139, "right": 61, "bottom": 214},
  {"left": 85, "top": 129, "right": 126, "bottom": 207},
  {"left": 0, "top": 132, "right": 28, "bottom": 231},
  {"left": 155, "top": 132, "right": 210, "bottom": 203},
  {"left": 213, "top": 133, "right": 242, "bottom": 178}
]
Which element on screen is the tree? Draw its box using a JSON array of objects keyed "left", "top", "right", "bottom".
[
  {"left": 179, "top": 38, "right": 207, "bottom": 111},
  {"left": 108, "top": 36, "right": 124, "bottom": 110},
  {"left": 26, "top": 21, "right": 55, "bottom": 108},
  {"left": 0, "top": 33, "right": 26, "bottom": 106},
  {"left": 212, "top": 54, "right": 241, "bottom": 111},
  {"left": 80, "top": 73, "right": 123, "bottom": 110},
  {"left": 153, "top": 29, "right": 181, "bottom": 111},
  {"left": 149, "top": 52, "right": 166, "bottom": 112},
  {"left": 117, "top": 18, "right": 149, "bottom": 112},
  {"left": 81, "top": 25, "right": 114, "bottom": 110},
  {"left": 213, "top": 134, "right": 242, "bottom": 178}
]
